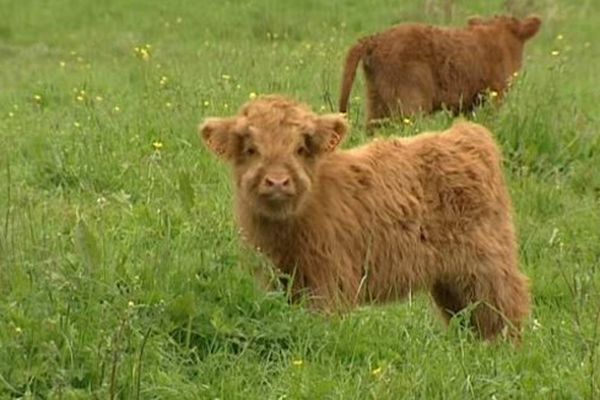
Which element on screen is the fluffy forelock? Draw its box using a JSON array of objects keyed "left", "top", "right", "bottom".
[{"left": 238, "top": 95, "right": 316, "bottom": 130}]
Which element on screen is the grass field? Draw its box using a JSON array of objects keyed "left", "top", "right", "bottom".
[{"left": 1, "top": 0, "right": 600, "bottom": 398}]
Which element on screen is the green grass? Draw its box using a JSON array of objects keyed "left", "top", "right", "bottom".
[{"left": 1, "top": 0, "right": 600, "bottom": 398}]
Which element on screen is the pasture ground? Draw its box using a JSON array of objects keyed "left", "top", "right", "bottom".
[{"left": 1, "top": 0, "right": 599, "bottom": 398}]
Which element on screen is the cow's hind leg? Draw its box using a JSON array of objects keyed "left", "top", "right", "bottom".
[{"left": 431, "top": 268, "right": 530, "bottom": 341}]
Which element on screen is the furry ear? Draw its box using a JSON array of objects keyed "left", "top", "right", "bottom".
[
  {"left": 516, "top": 16, "right": 541, "bottom": 40},
  {"left": 199, "top": 117, "right": 238, "bottom": 160},
  {"left": 314, "top": 113, "right": 349, "bottom": 152}
]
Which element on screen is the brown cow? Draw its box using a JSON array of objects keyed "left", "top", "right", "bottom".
[
  {"left": 339, "top": 15, "right": 542, "bottom": 130},
  {"left": 199, "top": 95, "right": 530, "bottom": 341}
]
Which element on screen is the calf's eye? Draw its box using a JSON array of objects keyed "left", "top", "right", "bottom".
[{"left": 244, "top": 147, "right": 257, "bottom": 156}]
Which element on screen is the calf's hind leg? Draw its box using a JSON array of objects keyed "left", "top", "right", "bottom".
[{"left": 431, "top": 268, "right": 530, "bottom": 341}]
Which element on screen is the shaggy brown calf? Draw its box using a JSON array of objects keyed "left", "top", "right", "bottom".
[
  {"left": 339, "top": 15, "right": 542, "bottom": 129},
  {"left": 199, "top": 95, "right": 530, "bottom": 341}
]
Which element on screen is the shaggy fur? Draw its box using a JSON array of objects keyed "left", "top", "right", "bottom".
[
  {"left": 200, "top": 95, "right": 530, "bottom": 341},
  {"left": 339, "top": 15, "right": 542, "bottom": 129}
]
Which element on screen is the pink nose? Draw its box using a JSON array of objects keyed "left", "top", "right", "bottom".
[{"left": 264, "top": 175, "right": 290, "bottom": 188}]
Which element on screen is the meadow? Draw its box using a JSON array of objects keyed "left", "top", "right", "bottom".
[{"left": 1, "top": 0, "right": 599, "bottom": 398}]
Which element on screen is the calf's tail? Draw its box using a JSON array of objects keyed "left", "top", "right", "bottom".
[{"left": 338, "top": 39, "right": 369, "bottom": 113}]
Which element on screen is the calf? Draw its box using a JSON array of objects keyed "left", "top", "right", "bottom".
[
  {"left": 199, "top": 95, "right": 530, "bottom": 341},
  {"left": 339, "top": 15, "right": 542, "bottom": 129}
]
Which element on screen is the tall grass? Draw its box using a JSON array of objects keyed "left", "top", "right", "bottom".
[{"left": 1, "top": 0, "right": 599, "bottom": 398}]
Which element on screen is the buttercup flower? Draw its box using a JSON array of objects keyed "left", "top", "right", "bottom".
[{"left": 134, "top": 44, "right": 152, "bottom": 61}]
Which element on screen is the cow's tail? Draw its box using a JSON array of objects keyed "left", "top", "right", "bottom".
[{"left": 338, "top": 39, "right": 369, "bottom": 113}]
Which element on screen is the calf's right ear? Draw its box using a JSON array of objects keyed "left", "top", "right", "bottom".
[{"left": 199, "top": 117, "right": 237, "bottom": 160}]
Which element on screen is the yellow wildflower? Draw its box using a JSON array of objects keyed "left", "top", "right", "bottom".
[
  {"left": 152, "top": 141, "right": 163, "bottom": 150},
  {"left": 489, "top": 90, "right": 498, "bottom": 98},
  {"left": 76, "top": 95, "right": 84, "bottom": 102},
  {"left": 8, "top": 112, "right": 14, "bottom": 118},
  {"left": 33, "top": 94, "right": 42, "bottom": 102},
  {"left": 95, "top": 96, "right": 103, "bottom": 102},
  {"left": 134, "top": 44, "right": 152, "bottom": 61},
  {"left": 59, "top": 61, "right": 66, "bottom": 67},
  {"left": 371, "top": 367, "right": 383, "bottom": 376},
  {"left": 292, "top": 360, "right": 303, "bottom": 366},
  {"left": 203, "top": 100, "right": 210, "bottom": 107},
  {"left": 165, "top": 102, "right": 172, "bottom": 108},
  {"left": 74, "top": 122, "right": 81, "bottom": 128},
  {"left": 551, "top": 50, "right": 560, "bottom": 56},
  {"left": 249, "top": 92, "right": 257, "bottom": 100},
  {"left": 403, "top": 117, "right": 413, "bottom": 126},
  {"left": 113, "top": 106, "right": 121, "bottom": 112},
  {"left": 222, "top": 74, "right": 231, "bottom": 80},
  {"left": 556, "top": 34, "right": 563, "bottom": 40}
]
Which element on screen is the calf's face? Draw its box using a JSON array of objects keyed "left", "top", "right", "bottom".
[{"left": 200, "top": 98, "right": 348, "bottom": 219}]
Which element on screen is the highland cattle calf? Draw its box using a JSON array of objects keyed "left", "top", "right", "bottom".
[
  {"left": 199, "top": 95, "right": 530, "bottom": 341},
  {"left": 339, "top": 15, "right": 542, "bottom": 130}
]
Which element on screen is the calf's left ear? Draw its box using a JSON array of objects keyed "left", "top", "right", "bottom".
[
  {"left": 315, "top": 113, "right": 349, "bottom": 152},
  {"left": 517, "top": 16, "right": 542, "bottom": 40}
]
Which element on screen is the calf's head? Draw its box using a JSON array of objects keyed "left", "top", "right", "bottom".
[
  {"left": 200, "top": 95, "right": 348, "bottom": 220},
  {"left": 468, "top": 15, "right": 542, "bottom": 41},
  {"left": 468, "top": 15, "right": 542, "bottom": 71}
]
